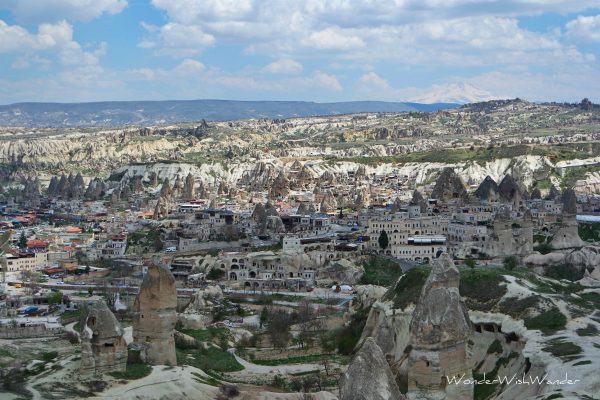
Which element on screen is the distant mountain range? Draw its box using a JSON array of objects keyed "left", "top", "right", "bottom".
[{"left": 0, "top": 99, "right": 459, "bottom": 128}]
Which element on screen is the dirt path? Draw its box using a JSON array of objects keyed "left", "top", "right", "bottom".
[{"left": 228, "top": 349, "right": 329, "bottom": 374}]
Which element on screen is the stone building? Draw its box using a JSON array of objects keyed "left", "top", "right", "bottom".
[
  {"left": 133, "top": 263, "right": 177, "bottom": 365},
  {"left": 407, "top": 254, "right": 473, "bottom": 400},
  {"left": 80, "top": 300, "right": 127, "bottom": 375}
]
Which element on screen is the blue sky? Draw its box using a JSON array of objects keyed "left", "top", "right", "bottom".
[{"left": 1, "top": 0, "right": 600, "bottom": 104}]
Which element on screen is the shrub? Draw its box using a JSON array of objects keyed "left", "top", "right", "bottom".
[{"left": 524, "top": 308, "right": 567, "bottom": 335}]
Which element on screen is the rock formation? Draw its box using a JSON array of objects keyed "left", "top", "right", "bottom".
[
  {"left": 410, "top": 189, "right": 427, "bottom": 213},
  {"left": 498, "top": 174, "right": 521, "bottom": 201},
  {"left": 474, "top": 175, "right": 499, "bottom": 201},
  {"left": 80, "top": 300, "right": 128, "bottom": 375},
  {"left": 183, "top": 172, "right": 195, "bottom": 199},
  {"left": 84, "top": 178, "right": 107, "bottom": 201},
  {"left": 407, "top": 254, "right": 473, "bottom": 400},
  {"left": 391, "top": 197, "right": 403, "bottom": 212},
  {"left": 545, "top": 184, "right": 560, "bottom": 200},
  {"left": 271, "top": 170, "right": 291, "bottom": 198},
  {"left": 550, "top": 188, "right": 585, "bottom": 249},
  {"left": 355, "top": 165, "right": 368, "bottom": 180},
  {"left": 133, "top": 263, "right": 178, "bottom": 365},
  {"left": 320, "top": 191, "right": 338, "bottom": 213},
  {"left": 339, "top": 337, "right": 405, "bottom": 400},
  {"left": 431, "top": 168, "right": 467, "bottom": 202}
]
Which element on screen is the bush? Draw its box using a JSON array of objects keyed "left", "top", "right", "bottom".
[
  {"left": 359, "top": 256, "right": 404, "bottom": 285},
  {"left": 487, "top": 339, "right": 503, "bottom": 354},
  {"left": 503, "top": 256, "right": 518, "bottom": 271},
  {"left": 383, "top": 267, "right": 429, "bottom": 310},
  {"left": 524, "top": 308, "right": 567, "bottom": 335},
  {"left": 207, "top": 268, "right": 225, "bottom": 280},
  {"left": 544, "top": 264, "right": 584, "bottom": 282}
]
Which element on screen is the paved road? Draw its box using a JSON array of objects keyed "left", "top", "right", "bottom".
[{"left": 224, "top": 288, "right": 354, "bottom": 300}]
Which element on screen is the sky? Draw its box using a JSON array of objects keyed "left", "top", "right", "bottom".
[{"left": 1, "top": 0, "right": 600, "bottom": 104}]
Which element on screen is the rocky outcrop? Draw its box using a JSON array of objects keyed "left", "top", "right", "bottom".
[
  {"left": 182, "top": 172, "right": 195, "bottom": 199},
  {"left": 271, "top": 170, "right": 291, "bottom": 198},
  {"left": 431, "top": 167, "right": 467, "bottom": 202},
  {"left": 562, "top": 188, "right": 577, "bottom": 214},
  {"left": 498, "top": 174, "right": 521, "bottom": 201},
  {"left": 80, "top": 300, "right": 127, "bottom": 375},
  {"left": 474, "top": 175, "right": 499, "bottom": 201},
  {"left": 407, "top": 254, "right": 473, "bottom": 400},
  {"left": 133, "top": 264, "right": 177, "bottom": 365},
  {"left": 545, "top": 184, "right": 560, "bottom": 200},
  {"left": 410, "top": 189, "right": 427, "bottom": 213},
  {"left": 320, "top": 191, "right": 338, "bottom": 213},
  {"left": 550, "top": 190, "right": 585, "bottom": 250},
  {"left": 391, "top": 197, "right": 403, "bottom": 212},
  {"left": 339, "top": 337, "right": 404, "bottom": 400},
  {"left": 84, "top": 178, "right": 107, "bottom": 201},
  {"left": 355, "top": 165, "right": 368, "bottom": 180},
  {"left": 47, "top": 172, "right": 85, "bottom": 200}
]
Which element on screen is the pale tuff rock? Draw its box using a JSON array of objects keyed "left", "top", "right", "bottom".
[
  {"left": 133, "top": 264, "right": 178, "bottom": 365},
  {"left": 550, "top": 191, "right": 585, "bottom": 250},
  {"left": 153, "top": 196, "right": 171, "bottom": 219},
  {"left": 271, "top": 170, "right": 291, "bottom": 198},
  {"left": 296, "top": 164, "right": 315, "bottom": 187},
  {"left": 355, "top": 164, "right": 368, "bottom": 180},
  {"left": 407, "top": 254, "right": 473, "bottom": 400},
  {"left": 183, "top": 172, "right": 195, "bottom": 199},
  {"left": 172, "top": 175, "right": 183, "bottom": 198},
  {"left": 473, "top": 175, "right": 499, "bottom": 201},
  {"left": 320, "top": 191, "right": 338, "bottom": 213},
  {"left": 159, "top": 178, "right": 172, "bottom": 198},
  {"left": 481, "top": 206, "right": 533, "bottom": 258},
  {"left": 320, "top": 170, "right": 337, "bottom": 185},
  {"left": 132, "top": 175, "right": 144, "bottom": 193},
  {"left": 80, "top": 300, "right": 127, "bottom": 375},
  {"left": 149, "top": 171, "right": 159, "bottom": 187},
  {"left": 431, "top": 168, "right": 468, "bottom": 202},
  {"left": 197, "top": 179, "right": 208, "bottom": 198},
  {"left": 339, "top": 337, "right": 405, "bottom": 400}
]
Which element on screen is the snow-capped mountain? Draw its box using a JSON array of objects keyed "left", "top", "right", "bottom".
[{"left": 410, "top": 83, "right": 504, "bottom": 104}]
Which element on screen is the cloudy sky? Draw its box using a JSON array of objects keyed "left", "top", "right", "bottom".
[{"left": 1, "top": 0, "right": 600, "bottom": 104}]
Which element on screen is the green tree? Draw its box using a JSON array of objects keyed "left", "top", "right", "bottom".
[
  {"left": 259, "top": 306, "right": 269, "bottom": 329},
  {"left": 503, "top": 256, "right": 518, "bottom": 271},
  {"left": 47, "top": 291, "right": 63, "bottom": 305},
  {"left": 465, "top": 259, "right": 476, "bottom": 271},
  {"left": 18, "top": 231, "right": 27, "bottom": 249},
  {"left": 378, "top": 229, "right": 389, "bottom": 250}
]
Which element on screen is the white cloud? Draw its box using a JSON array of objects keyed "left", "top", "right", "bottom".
[
  {"left": 2, "top": 0, "right": 127, "bottom": 23},
  {"left": 311, "top": 71, "right": 342, "bottom": 91},
  {"left": 566, "top": 14, "right": 600, "bottom": 42},
  {"left": 262, "top": 58, "right": 303, "bottom": 74},
  {"left": 358, "top": 72, "right": 391, "bottom": 91},
  {"left": 140, "top": 22, "right": 215, "bottom": 57},
  {"left": 0, "top": 20, "right": 102, "bottom": 66},
  {"left": 304, "top": 27, "right": 365, "bottom": 50},
  {"left": 173, "top": 59, "right": 206, "bottom": 75}
]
